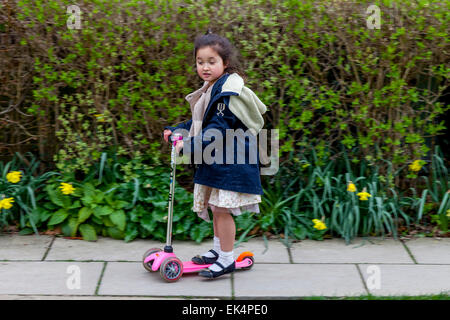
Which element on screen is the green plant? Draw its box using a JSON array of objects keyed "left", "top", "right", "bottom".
[
  {"left": 0, "top": 152, "right": 60, "bottom": 235},
  {"left": 123, "top": 163, "right": 213, "bottom": 243},
  {"left": 43, "top": 180, "right": 129, "bottom": 241},
  {"left": 414, "top": 146, "right": 449, "bottom": 233},
  {"left": 259, "top": 146, "right": 420, "bottom": 244},
  {"left": 41, "top": 150, "right": 213, "bottom": 242},
  {"left": 256, "top": 152, "right": 330, "bottom": 244}
]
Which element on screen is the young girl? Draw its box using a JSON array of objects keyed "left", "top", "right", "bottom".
[{"left": 163, "top": 29, "right": 267, "bottom": 279}]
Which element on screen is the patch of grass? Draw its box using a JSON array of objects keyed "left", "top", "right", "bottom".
[{"left": 303, "top": 293, "right": 450, "bottom": 300}]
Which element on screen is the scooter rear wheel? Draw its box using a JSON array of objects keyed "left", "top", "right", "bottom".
[
  {"left": 241, "top": 256, "right": 255, "bottom": 270},
  {"left": 142, "top": 248, "right": 162, "bottom": 272},
  {"left": 160, "top": 257, "right": 183, "bottom": 282}
]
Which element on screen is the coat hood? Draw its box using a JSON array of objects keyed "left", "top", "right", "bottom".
[{"left": 221, "top": 73, "right": 267, "bottom": 136}]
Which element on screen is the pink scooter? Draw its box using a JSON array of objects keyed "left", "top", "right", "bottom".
[{"left": 142, "top": 133, "right": 254, "bottom": 282}]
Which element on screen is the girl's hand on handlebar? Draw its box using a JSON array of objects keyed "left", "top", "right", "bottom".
[{"left": 163, "top": 129, "right": 172, "bottom": 143}]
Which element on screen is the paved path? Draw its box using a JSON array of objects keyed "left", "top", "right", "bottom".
[{"left": 0, "top": 234, "right": 449, "bottom": 299}]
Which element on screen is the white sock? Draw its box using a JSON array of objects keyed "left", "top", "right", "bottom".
[
  {"left": 202, "top": 236, "right": 220, "bottom": 258},
  {"left": 209, "top": 250, "right": 234, "bottom": 272}
]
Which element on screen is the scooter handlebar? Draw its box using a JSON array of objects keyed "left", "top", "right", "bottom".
[{"left": 170, "top": 133, "right": 183, "bottom": 146}]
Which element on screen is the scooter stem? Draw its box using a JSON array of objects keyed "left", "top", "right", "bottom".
[{"left": 165, "top": 135, "right": 181, "bottom": 252}]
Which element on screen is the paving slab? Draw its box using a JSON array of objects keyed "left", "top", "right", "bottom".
[
  {"left": 234, "top": 237, "right": 290, "bottom": 263},
  {"left": 402, "top": 238, "right": 450, "bottom": 264},
  {"left": 0, "top": 261, "right": 103, "bottom": 295},
  {"left": 290, "top": 237, "right": 414, "bottom": 264},
  {"left": 0, "top": 235, "right": 53, "bottom": 261},
  {"left": 98, "top": 261, "right": 232, "bottom": 297},
  {"left": 46, "top": 237, "right": 218, "bottom": 262},
  {"left": 46, "top": 237, "right": 164, "bottom": 261},
  {"left": 358, "top": 264, "right": 450, "bottom": 296},
  {"left": 1, "top": 234, "right": 448, "bottom": 299},
  {"left": 234, "top": 263, "right": 367, "bottom": 298},
  {"left": 170, "top": 238, "right": 290, "bottom": 263},
  {"left": 168, "top": 238, "right": 290, "bottom": 264},
  {"left": 45, "top": 237, "right": 289, "bottom": 264}
]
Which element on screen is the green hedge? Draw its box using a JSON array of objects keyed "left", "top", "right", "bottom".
[{"left": 0, "top": 0, "right": 448, "bottom": 179}]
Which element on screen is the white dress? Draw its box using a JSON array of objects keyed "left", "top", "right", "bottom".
[{"left": 192, "top": 184, "right": 262, "bottom": 222}]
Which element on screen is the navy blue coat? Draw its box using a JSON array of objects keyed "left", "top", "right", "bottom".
[{"left": 164, "top": 73, "right": 264, "bottom": 195}]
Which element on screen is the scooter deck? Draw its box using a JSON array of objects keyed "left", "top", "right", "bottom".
[
  {"left": 144, "top": 250, "right": 254, "bottom": 273},
  {"left": 183, "top": 258, "right": 253, "bottom": 273}
]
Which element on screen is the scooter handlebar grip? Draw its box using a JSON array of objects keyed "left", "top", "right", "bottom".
[{"left": 171, "top": 134, "right": 183, "bottom": 146}]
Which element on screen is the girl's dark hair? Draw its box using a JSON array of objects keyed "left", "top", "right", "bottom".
[{"left": 194, "top": 29, "right": 247, "bottom": 82}]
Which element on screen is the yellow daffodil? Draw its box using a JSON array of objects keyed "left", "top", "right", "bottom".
[
  {"left": 94, "top": 114, "right": 106, "bottom": 122},
  {"left": 6, "top": 171, "right": 22, "bottom": 183},
  {"left": 312, "top": 219, "right": 327, "bottom": 230},
  {"left": 357, "top": 187, "right": 371, "bottom": 201},
  {"left": 59, "top": 182, "right": 75, "bottom": 195},
  {"left": 408, "top": 160, "right": 423, "bottom": 172},
  {"left": 0, "top": 197, "right": 15, "bottom": 210},
  {"left": 347, "top": 181, "right": 357, "bottom": 192}
]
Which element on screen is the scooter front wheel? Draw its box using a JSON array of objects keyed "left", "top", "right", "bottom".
[
  {"left": 142, "top": 248, "right": 162, "bottom": 272},
  {"left": 160, "top": 257, "right": 184, "bottom": 282}
]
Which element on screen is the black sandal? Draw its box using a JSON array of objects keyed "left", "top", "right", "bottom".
[
  {"left": 191, "top": 249, "right": 219, "bottom": 265},
  {"left": 198, "top": 261, "right": 236, "bottom": 279}
]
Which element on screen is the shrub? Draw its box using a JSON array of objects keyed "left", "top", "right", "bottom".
[{"left": 0, "top": 0, "right": 447, "bottom": 188}]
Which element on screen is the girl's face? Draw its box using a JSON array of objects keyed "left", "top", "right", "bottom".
[{"left": 196, "top": 46, "right": 227, "bottom": 85}]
